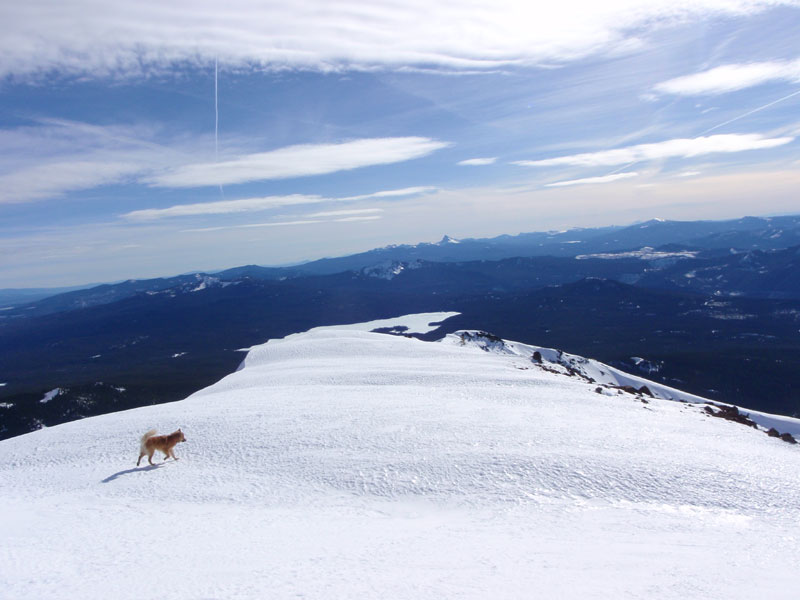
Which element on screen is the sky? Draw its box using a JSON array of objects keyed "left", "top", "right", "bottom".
[{"left": 2, "top": 1, "right": 800, "bottom": 287}]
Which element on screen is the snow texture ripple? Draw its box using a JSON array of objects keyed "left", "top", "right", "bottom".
[{"left": 1, "top": 312, "right": 799, "bottom": 599}]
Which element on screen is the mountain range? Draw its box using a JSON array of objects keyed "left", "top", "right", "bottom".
[
  {"left": 2, "top": 214, "right": 800, "bottom": 440},
  {"left": 4, "top": 214, "right": 800, "bottom": 316}
]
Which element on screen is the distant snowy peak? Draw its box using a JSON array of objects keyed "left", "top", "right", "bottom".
[
  {"left": 384, "top": 234, "right": 461, "bottom": 251},
  {"left": 437, "top": 235, "right": 460, "bottom": 245},
  {"left": 145, "top": 273, "right": 240, "bottom": 297},
  {"left": 189, "top": 274, "right": 220, "bottom": 292},
  {"left": 637, "top": 218, "right": 667, "bottom": 227},
  {"left": 186, "top": 273, "right": 240, "bottom": 292},
  {"left": 362, "top": 259, "right": 422, "bottom": 280}
]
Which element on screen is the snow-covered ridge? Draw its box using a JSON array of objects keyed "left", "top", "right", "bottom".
[
  {"left": 576, "top": 246, "right": 698, "bottom": 260},
  {"left": 447, "top": 330, "right": 799, "bottom": 437},
  {"left": 1, "top": 313, "right": 799, "bottom": 599}
]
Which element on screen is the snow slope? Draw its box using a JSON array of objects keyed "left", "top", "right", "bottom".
[{"left": 1, "top": 312, "right": 799, "bottom": 599}]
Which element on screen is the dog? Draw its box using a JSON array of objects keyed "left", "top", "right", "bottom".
[{"left": 137, "top": 428, "right": 186, "bottom": 466}]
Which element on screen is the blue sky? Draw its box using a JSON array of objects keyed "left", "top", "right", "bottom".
[{"left": 2, "top": 1, "right": 800, "bottom": 287}]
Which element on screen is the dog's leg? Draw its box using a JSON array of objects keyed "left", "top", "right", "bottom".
[
  {"left": 137, "top": 453, "right": 143, "bottom": 466},
  {"left": 148, "top": 450, "right": 155, "bottom": 465}
]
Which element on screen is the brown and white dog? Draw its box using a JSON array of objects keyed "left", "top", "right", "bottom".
[{"left": 137, "top": 428, "right": 186, "bottom": 466}]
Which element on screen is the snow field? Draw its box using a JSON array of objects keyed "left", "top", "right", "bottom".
[{"left": 1, "top": 316, "right": 799, "bottom": 599}]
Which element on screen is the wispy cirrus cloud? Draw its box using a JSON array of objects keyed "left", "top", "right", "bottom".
[
  {"left": 145, "top": 138, "right": 450, "bottom": 188},
  {"left": 328, "top": 215, "right": 381, "bottom": 223},
  {"left": 0, "top": 120, "right": 168, "bottom": 204},
  {"left": 654, "top": 60, "right": 800, "bottom": 96},
  {"left": 0, "top": 160, "right": 144, "bottom": 204},
  {"left": 0, "top": 121, "right": 444, "bottom": 203},
  {"left": 122, "top": 187, "right": 429, "bottom": 221},
  {"left": 458, "top": 157, "right": 497, "bottom": 166},
  {"left": 544, "top": 172, "right": 639, "bottom": 187},
  {"left": 342, "top": 186, "right": 437, "bottom": 201},
  {"left": 182, "top": 209, "right": 383, "bottom": 233},
  {"left": 182, "top": 220, "right": 324, "bottom": 233},
  {"left": 123, "top": 194, "right": 324, "bottom": 221},
  {"left": 306, "top": 208, "right": 383, "bottom": 219},
  {"left": 512, "top": 133, "right": 794, "bottom": 168},
  {"left": 1, "top": 1, "right": 795, "bottom": 80}
]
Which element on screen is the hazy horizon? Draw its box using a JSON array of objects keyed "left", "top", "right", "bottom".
[
  {"left": 2, "top": 210, "right": 798, "bottom": 290},
  {"left": 3, "top": 1, "right": 800, "bottom": 287}
]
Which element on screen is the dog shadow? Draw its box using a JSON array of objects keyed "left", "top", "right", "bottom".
[{"left": 101, "top": 463, "right": 164, "bottom": 483}]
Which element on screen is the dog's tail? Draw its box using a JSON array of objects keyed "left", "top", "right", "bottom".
[{"left": 139, "top": 429, "right": 158, "bottom": 453}]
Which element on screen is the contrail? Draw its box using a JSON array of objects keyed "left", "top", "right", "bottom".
[
  {"left": 214, "top": 57, "right": 219, "bottom": 160},
  {"left": 699, "top": 88, "right": 800, "bottom": 135},
  {"left": 606, "top": 161, "right": 639, "bottom": 177},
  {"left": 215, "top": 57, "right": 225, "bottom": 199},
  {"left": 600, "top": 87, "right": 800, "bottom": 178}
]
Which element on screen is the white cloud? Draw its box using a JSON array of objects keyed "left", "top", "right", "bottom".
[
  {"left": 307, "top": 208, "right": 383, "bottom": 218},
  {"left": 146, "top": 138, "right": 450, "bottom": 188},
  {"left": 0, "top": 160, "right": 144, "bottom": 203},
  {"left": 0, "top": 121, "right": 443, "bottom": 203},
  {"left": 122, "top": 194, "right": 325, "bottom": 221},
  {"left": 513, "top": 133, "right": 794, "bottom": 168},
  {"left": 458, "top": 157, "right": 497, "bottom": 166},
  {"left": 544, "top": 172, "right": 639, "bottom": 187},
  {"left": 343, "top": 186, "right": 438, "bottom": 201},
  {"left": 700, "top": 89, "right": 800, "bottom": 135},
  {"left": 123, "top": 188, "right": 429, "bottom": 221},
  {"left": 332, "top": 215, "right": 382, "bottom": 223},
  {"left": 1, "top": 1, "right": 795, "bottom": 79},
  {"left": 0, "top": 120, "right": 169, "bottom": 204},
  {"left": 183, "top": 220, "right": 324, "bottom": 233},
  {"left": 181, "top": 211, "right": 382, "bottom": 233},
  {"left": 654, "top": 60, "right": 800, "bottom": 96}
]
